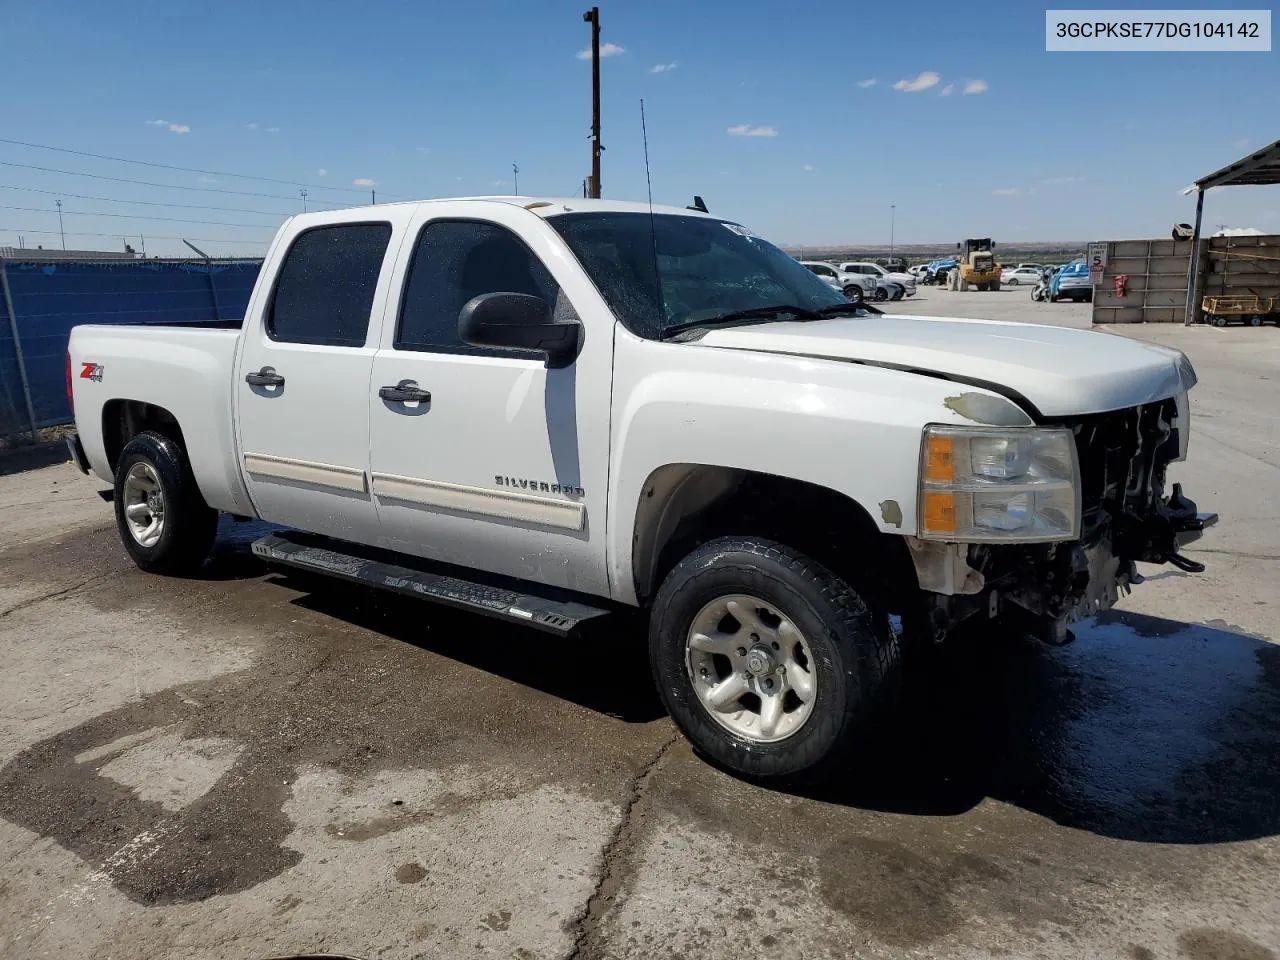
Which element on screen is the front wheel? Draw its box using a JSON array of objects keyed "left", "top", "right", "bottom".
[
  {"left": 1006, "top": 278, "right": 1018, "bottom": 286},
  {"left": 873, "top": 286, "right": 888, "bottom": 302},
  {"left": 843, "top": 284, "right": 864, "bottom": 305},
  {"left": 649, "top": 537, "right": 900, "bottom": 782},
  {"left": 113, "top": 431, "right": 218, "bottom": 575}
]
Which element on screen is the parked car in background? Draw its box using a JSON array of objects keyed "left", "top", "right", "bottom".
[
  {"left": 799, "top": 261, "right": 843, "bottom": 291},
  {"left": 907, "top": 264, "right": 930, "bottom": 280},
  {"left": 839, "top": 262, "right": 916, "bottom": 300},
  {"left": 923, "top": 258, "right": 957, "bottom": 285},
  {"left": 1001, "top": 266, "right": 1043, "bottom": 287},
  {"left": 1050, "top": 262, "right": 1093, "bottom": 302}
]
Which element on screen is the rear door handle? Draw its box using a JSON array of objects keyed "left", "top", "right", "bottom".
[
  {"left": 245, "top": 366, "right": 285, "bottom": 387},
  {"left": 379, "top": 379, "right": 431, "bottom": 403}
]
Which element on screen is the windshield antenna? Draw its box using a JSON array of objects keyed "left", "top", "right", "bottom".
[{"left": 640, "top": 98, "right": 664, "bottom": 331}]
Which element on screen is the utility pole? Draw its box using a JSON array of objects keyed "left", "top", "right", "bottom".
[
  {"left": 300, "top": 188, "right": 309, "bottom": 212},
  {"left": 583, "top": 6, "right": 602, "bottom": 198},
  {"left": 56, "top": 199, "right": 66, "bottom": 250},
  {"left": 372, "top": 189, "right": 377, "bottom": 205},
  {"left": 513, "top": 162, "right": 519, "bottom": 195},
  {"left": 890, "top": 203, "right": 896, "bottom": 258}
]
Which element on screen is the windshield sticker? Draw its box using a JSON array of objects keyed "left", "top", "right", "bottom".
[{"left": 722, "top": 222, "right": 758, "bottom": 239}]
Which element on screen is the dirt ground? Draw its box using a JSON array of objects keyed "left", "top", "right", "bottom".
[{"left": 1, "top": 291, "right": 1277, "bottom": 960}]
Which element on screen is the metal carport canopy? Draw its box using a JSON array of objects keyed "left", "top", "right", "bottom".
[{"left": 1183, "top": 138, "right": 1280, "bottom": 324}]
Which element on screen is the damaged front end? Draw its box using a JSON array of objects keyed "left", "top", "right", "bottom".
[{"left": 913, "top": 396, "right": 1217, "bottom": 646}]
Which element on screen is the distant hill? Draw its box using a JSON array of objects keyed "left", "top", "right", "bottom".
[{"left": 785, "top": 241, "right": 1088, "bottom": 265}]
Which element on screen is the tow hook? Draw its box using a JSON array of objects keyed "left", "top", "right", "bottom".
[
  {"left": 1168, "top": 552, "right": 1206, "bottom": 573},
  {"left": 1167, "top": 483, "right": 1219, "bottom": 551}
]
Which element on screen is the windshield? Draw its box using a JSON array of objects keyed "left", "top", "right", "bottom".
[{"left": 547, "top": 212, "right": 848, "bottom": 340}]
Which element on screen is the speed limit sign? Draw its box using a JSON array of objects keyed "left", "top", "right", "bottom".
[{"left": 1087, "top": 241, "right": 1108, "bottom": 282}]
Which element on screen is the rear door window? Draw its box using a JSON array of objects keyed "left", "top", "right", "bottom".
[{"left": 268, "top": 223, "right": 392, "bottom": 347}]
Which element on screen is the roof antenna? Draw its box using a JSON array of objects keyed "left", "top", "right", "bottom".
[
  {"left": 640, "top": 98, "right": 664, "bottom": 333},
  {"left": 688, "top": 195, "right": 708, "bottom": 213}
]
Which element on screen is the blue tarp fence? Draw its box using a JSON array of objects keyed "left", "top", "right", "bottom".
[{"left": 0, "top": 258, "right": 262, "bottom": 441}]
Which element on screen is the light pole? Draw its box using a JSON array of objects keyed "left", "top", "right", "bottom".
[
  {"left": 56, "top": 199, "right": 66, "bottom": 250},
  {"left": 300, "top": 188, "right": 308, "bottom": 212},
  {"left": 890, "top": 203, "right": 896, "bottom": 259},
  {"left": 513, "top": 162, "right": 519, "bottom": 195}
]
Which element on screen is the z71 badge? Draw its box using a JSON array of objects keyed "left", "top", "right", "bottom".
[{"left": 79, "top": 362, "right": 104, "bottom": 382}]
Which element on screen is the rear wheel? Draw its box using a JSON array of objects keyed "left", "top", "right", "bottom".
[
  {"left": 113, "top": 431, "right": 218, "bottom": 575},
  {"left": 649, "top": 537, "right": 900, "bottom": 782},
  {"left": 873, "top": 286, "right": 888, "bottom": 302},
  {"left": 843, "top": 284, "right": 864, "bottom": 305},
  {"left": 1006, "top": 277, "right": 1018, "bottom": 286}
]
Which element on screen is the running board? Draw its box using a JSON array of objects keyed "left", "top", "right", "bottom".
[{"left": 250, "top": 532, "right": 613, "bottom": 636}]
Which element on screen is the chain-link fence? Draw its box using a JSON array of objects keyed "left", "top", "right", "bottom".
[{"left": 0, "top": 256, "right": 262, "bottom": 446}]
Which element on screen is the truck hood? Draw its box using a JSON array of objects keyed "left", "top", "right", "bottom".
[{"left": 695, "top": 314, "right": 1195, "bottom": 417}]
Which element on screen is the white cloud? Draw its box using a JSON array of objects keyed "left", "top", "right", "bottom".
[
  {"left": 940, "top": 83, "right": 954, "bottom": 96},
  {"left": 577, "top": 41, "right": 624, "bottom": 59},
  {"left": 963, "top": 79, "right": 989, "bottom": 95},
  {"left": 266, "top": 126, "right": 280, "bottom": 133},
  {"left": 802, "top": 163, "right": 814, "bottom": 171},
  {"left": 856, "top": 78, "right": 877, "bottom": 88},
  {"left": 145, "top": 119, "right": 168, "bottom": 126},
  {"left": 991, "top": 187, "right": 1022, "bottom": 196},
  {"left": 727, "top": 124, "right": 778, "bottom": 137},
  {"left": 316, "top": 168, "right": 328, "bottom": 177},
  {"left": 246, "top": 122, "right": 259, "bottom": 130},
  {"left": 1214, "top": 226, "right": 1263, "bottom": 237},
  {"left": 649, "top": 61, "right": 677, "bottom": 73},
  {"left": 492, "top": 180, "right": 509, "bottom": 188},
  {"left": 146, "top": 119, "right": 189, "bottom": 134},
  {"left": 1042, "top": 176, "right": 1084, "bottom": 185},
  {"left": 353, "top": 178, "right": 376, "bottom": 187},
  {"left": 893, "top": 71, "right": 940, "bottom": 92}
]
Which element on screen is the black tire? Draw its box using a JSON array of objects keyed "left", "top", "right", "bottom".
[
  {"left": 1006, "top": 278, "right": 1018, "bottom": 286},
  {"left": 113, "top": 430, "right": 218, "bottom": 575},
  {"left": 649, "top": 537, "right": 900, "bottom": 782},
  {"left": 843, "top": 284, "right": 863, "bottom": 304},
  {"left": 873, "top": 286, "right": 888, "bottom": 302}
]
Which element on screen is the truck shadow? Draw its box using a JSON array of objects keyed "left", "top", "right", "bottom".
[
  {"left": 275, "top": 571, "right": 667, "bottom": 724},
  {"left": 279, "top": 566, "right": 1280, "bottom": 845},
  {"left": 800, "top": 610, "right": 1280, "bottom": 845}
]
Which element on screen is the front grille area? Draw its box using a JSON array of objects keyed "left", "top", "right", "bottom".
[{"left": 1064, "top": 398, "right": 1179, "bottom": 545}]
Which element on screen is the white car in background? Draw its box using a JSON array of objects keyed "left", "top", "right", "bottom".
[
  {"left": 1001, "top": 266, "right": 1043, "bottom": 287},
  {"left": 839, "top": 262, "right": 916, "bottom": 300},
  {"left": 799, "top": 261, "right": 843, "bottom": 290}
]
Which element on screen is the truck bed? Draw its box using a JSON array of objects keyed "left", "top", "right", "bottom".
[{"left": 68, "top": 322, "right": 255, "bottom": 517}]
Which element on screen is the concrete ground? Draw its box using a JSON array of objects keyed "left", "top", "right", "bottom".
[{"left": 1, "top": 291, "right": 1277, "bottom": 960}]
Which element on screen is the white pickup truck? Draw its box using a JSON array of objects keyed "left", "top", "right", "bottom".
[{"left": 66, "top": 197, "right": 1216, "bottom": 782}]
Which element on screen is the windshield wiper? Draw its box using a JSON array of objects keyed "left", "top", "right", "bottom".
[{"left": 661, "top": 300, "right": 877, "bottom": 340}]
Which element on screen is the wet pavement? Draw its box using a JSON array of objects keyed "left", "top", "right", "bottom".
[{"left": 1, "top": 297, "right": 1278, "bottom": 959}]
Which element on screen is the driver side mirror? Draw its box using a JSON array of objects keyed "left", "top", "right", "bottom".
[{"left": 458, "top": 293, "right": 582, "bottom": 368}]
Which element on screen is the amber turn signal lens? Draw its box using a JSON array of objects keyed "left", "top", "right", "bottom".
[
  {"left": 922, "top": 491, "right": 957, "bottom": 535},
  {"left": 924, "top": 434, "right": 955, "bottom": 484}
]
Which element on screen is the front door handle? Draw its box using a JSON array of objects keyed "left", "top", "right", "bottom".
[
  {"left": 378, "top": 379, "right": 431, "bottom": 403},
  {"left": 245, "top": 366, "right": 285, "bottom": 388}
]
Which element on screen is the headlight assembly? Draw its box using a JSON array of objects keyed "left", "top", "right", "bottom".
[{"left": 918, "top": 425, "right": 1081, "bottom": 542}]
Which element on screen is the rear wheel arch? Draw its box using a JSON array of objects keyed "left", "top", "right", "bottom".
[{"left": 102, "top": 399, "right": 188, "bottom": 473}]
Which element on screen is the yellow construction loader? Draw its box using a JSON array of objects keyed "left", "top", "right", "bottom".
[{"left": 946, "top": 238, "right": 1002, "bottom": 291}]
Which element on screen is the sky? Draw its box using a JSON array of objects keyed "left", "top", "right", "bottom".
[{"left": 0, "top": 0, "right": 1277, "bottom": 255}]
